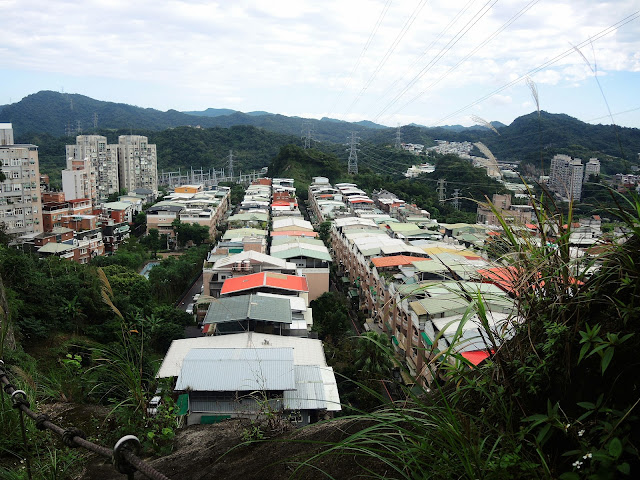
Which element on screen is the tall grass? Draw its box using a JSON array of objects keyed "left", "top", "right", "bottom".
[{"left": 294, "top": 191, "right": 640, "bottom": 479}]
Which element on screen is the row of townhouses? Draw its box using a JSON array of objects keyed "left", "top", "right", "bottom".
[
  {"left": 309, "top": 176, "right": 618, "bottom": 387},
  {"left": 158, "top": 177, "right": 340, "bottom": 426}
]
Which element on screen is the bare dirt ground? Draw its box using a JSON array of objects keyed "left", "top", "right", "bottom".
[{"left": 79, "top": 417, "right": 383, "bottom": 480}]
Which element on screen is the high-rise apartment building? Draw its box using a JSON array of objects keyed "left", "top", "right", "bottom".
[
  {"left": 64, "top": 135, "right": 119, "bottom": 203},
  {"left": 117, "top": 135, "right": 157, "bottom": 194},
  {"left": 63, "top": 134, "right": 157, "bottom": 205},
  {"left": 549, "top": 154, "right": 584, "bottom": 201},
  {"left": 584, "top": 157, "right": 601, "bottom": 183},
  {"left": 0, "top": 123, "right": 43, "bottom": 238}
]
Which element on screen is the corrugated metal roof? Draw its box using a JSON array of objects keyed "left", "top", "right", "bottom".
[
  {"left": 284, "top": 365, "right": 326, "bottom": 410},
  {"left": 175, "top": 348, "right": 296, "bottom": 392},
  {"left": 157, "top": 332, "right": 329, "bottom": 378},
  {"left": 410, "top": 293, "right": 470, "bottom": 317},
  {"left": 220, "top": 272, "right": 309, "bottom": 295},
  {"left": 271, "top": 247, "right": 332, "bottom": 262},
  {"left": 203, "top": 294, "right": 292, "bottom": 325}
]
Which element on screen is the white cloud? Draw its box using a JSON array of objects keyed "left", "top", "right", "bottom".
[{"left": 0, "top": 0, "right": 638, "bottom": 126}]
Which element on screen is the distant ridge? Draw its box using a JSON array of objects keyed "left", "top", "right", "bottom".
[{"left": 0, "top": 91, "right": 385, "bottom": 142}]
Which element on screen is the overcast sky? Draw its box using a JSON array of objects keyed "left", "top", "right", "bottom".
[{"left": 1, "top": 0, "right": 639, "bottom": 128}]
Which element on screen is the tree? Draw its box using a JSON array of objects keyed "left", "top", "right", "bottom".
[
  {"left": 354, "top": 331, "right": 394, "bottom": 382},
  {"left": 317, "top": 221, "right": 332, "bottom": 246},
  {"left": 310, "top": 292, "right": 350, "bottom": 343},
  {"left": 171, "top": 219, "right": 210, "bottom": 247}
]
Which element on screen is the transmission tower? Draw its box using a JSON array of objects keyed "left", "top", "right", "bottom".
[
  {"left": 394, "top": 125, "right": 402, "bottom": 150},
  {"left": 76, "top": 120, "right": 82, "bottom": 135},
  {"left": 452, "top": 189, "right": 460, "bottom": 210},
  {"left": 301, "top": 121, "right": 313, "bottom": 149},
  {"left": 93, "top": 112, "right": 98, "bottom": 129},
  {"left": 437, "top": 178, "right": 447, "bottom": 204},
  {"left": 346, "top": 132, "right": 360, "bottom": 175},
  {"left": 227, "top": 150, "right": 234, "bottom": 181}
]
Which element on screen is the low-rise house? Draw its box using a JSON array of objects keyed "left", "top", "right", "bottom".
[
  {"left": 203, "top": 250, "right": 297, "bottom": 297},
  {"left": 201, "top": 294, "right": 309, "bottom": 336},
  {"left": 157, "top": 333, "right": 340, "bottom": 426},
  {"left": 220, "top": 271, "right": 309, "bottom": 304}
]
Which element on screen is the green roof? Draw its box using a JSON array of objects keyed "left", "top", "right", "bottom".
[
  {"left": 203, "top": 294, "right": 292, "bottom": 325},
  {"left": 271, "top": 246, "right": 332, "bottom": 262},
  {"left": 222, "top": 228, "right": 268, "bottom": 239},
  {"left": 387, "top": 223, "right": 423, "bottom": 234},
  {"left": 420, "top": 331, "right": 433, "bottom": 346},
  {"left": 409, "top": 293, "right": 470, "bottom": 317}
]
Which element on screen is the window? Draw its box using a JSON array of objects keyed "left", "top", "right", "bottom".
[
  {"left": 12, "top": 172, "right": 19, "bottom": 179},
  {"left": 14, "top": 208, "right": 23, "bottom": 215}
]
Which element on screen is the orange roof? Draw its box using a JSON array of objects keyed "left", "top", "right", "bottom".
[
  {"left": 463, "top": 255, "right": 482, "bottom": 261},
  {"left": 487, "top": 231, "right": 501, "bottom": 236},
  {"left": 461, "top": 350, "right": 493, "bottom": 366},
  {"left": 371, "top": 255, "right": 426, "bottom": 268},
  {"left": 270, "top": 230, "right": 318, "bottom": 237},
  {"left": 271, "top": 201, "right": 295, "bottom": 207},
  {"left": 525, "top": 224, "right": 538, "bottom": 229},
  {"left": 477, "top": 266, "right": 520, "bottom": 294},
  {"left": 220, "top": 272, "right": 309, "bottom": 295}
]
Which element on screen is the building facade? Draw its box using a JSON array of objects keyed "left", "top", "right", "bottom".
[
  {"left": 117, "top": 135, "right": 158, "bottom": 194},
  {"left": 549, "top": 154, "right": 584, "bottom": 201},
  {"left": 65, "top": 135, "right": 119, "bottom": 203},
  {"left": 0, "top": 124, "right": 43, "bottom": 238}
]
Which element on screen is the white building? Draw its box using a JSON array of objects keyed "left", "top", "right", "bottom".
[
  {"left": 549, "top": 154, "right": 584, "bottom": 201},
  {"left": 117, "top": 135, "right": 158, "bottom": 195},
  {"left": 584, "top": 158, "right": 600, "bottom": 183},
  {"left": 0, "top": 124, "right": 43, "bottom": 238},
  {"left": 65, "top": 135, "right": 119, "bottom": 203}
]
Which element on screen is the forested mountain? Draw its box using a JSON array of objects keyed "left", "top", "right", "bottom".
[
  {"left": 0, "top": 91, "right": 382, "bottom": 143},
  {"left": 3, "top": 92, "right": 639, "bottom": 176}
]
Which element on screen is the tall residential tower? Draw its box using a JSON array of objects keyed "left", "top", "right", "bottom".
[{"left": 0, "top": 123, "right": 43, "bottom": 238}]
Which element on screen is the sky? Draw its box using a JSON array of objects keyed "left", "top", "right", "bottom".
[{"left": 0, "top": 0, "right": 639, "bottom": 128}]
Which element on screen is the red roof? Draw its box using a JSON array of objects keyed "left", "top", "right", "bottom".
[
  {"left": 463, "top": 255, "right": 482, "bottom": 261},
  {"left": 371, "top": 255, "right": 426, "bottom": 268},
  {"left": 270, "top": 230, "right": 318, "bottom": 237},
  {"left": 477, "top": 266, "right": 520, "bottom": 294},
  {"left": 271, "top": 201, "right": 295, "bottom": 207},
  {"left": 349, "top": 199, "right": 374, "bottom": 203},
  {"left": 220, "top": 272, "right": 309, "bottom": 295},
  {"left": 487, "top": 231, "right": 501, "bottom": 236},
  {"left": 525, "top": 224, "right": 538, "bottom": 229},
  {"left": 461, "top": 350, "right": 493, "bottom": 366}
]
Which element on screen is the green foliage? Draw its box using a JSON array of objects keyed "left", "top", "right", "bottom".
[
  {"left": 309, "top": 292, "right": 351, "bottom": 343},
  {"left": 171, "top": 219, "right": 210, "bottom": 247},
  {"left": 147, "top": 245, "right": 208, "bottom": 304}
]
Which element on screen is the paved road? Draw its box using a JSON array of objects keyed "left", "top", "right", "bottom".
[{"left": 177, "top": 273, "right": 204, "bottom": 311}]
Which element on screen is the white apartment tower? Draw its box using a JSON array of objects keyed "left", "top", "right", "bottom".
[
  {"left": 64, "top": 135, "right": 119, "bottom": 203},
  {"left": 584, "top": 158, "right": 601, "bottom": 183},
  {"left": 117, "top": 135, "right": 157, "bottom": 194},
  {"left": 0, "top": 123, "right": 43, "bottom": 238},
  {"left": 549, "top": 154, "right": 585, "bottom": 201}
]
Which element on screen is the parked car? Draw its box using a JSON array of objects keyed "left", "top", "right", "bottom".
[
  {"left": 193, "top": 293, "right": 201, "bottom": 302},
  {"left": 147, "top": 396, "right": 161, "bottom": 416},
  {"left": 186, "top": 303, "right": 194, "bottom": 315}
]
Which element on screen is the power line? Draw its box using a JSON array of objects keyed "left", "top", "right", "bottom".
[
  {"left": 347, "top": 132, "right": 360, "bottom": 174},
  {"left": 388, "top": 0, "right": 540, "bottom": 120},
  {"left": 373, "top": 0, "right": 479, "bottom": 109},
  {"left": 374, "top": 0, "right": 499, "bottom": 122},
  {"left": 430, "top": 11, "right": 640, "bottom": 126},
  {"left": 342, "top": 0, "right": 429, "bottom": 119},
  {"left": 328, "top": 0, "right": 392, "bottom": 118}
]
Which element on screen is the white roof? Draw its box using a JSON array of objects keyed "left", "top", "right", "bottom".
[
  {"left": 212, "top": 250, "right": 294, "bottom": 270},
  {"left": 334, "top": 217, "right": 377, "bottom": 228},
  {"left": 157, "top": 332, "right": 328, "bottom": 378},
  {"left": 272, "top": 217, "right": 313, "bottom": 231}
]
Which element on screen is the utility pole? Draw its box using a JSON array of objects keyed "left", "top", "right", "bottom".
[
  {"left": 346, "top": 132, "right": 360, "bottom": 175},
  {"left": 437, "top": 178, "right": 447, "bottom": 204},
  {"left": 227, "top": 150, "right": 234, "bottom": 182},
  {"left": 394, "top": 125, "right": 402, "bottom": 150},
  {"left": 452, "top": 189, "right": 460, "bottom": 210}
]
